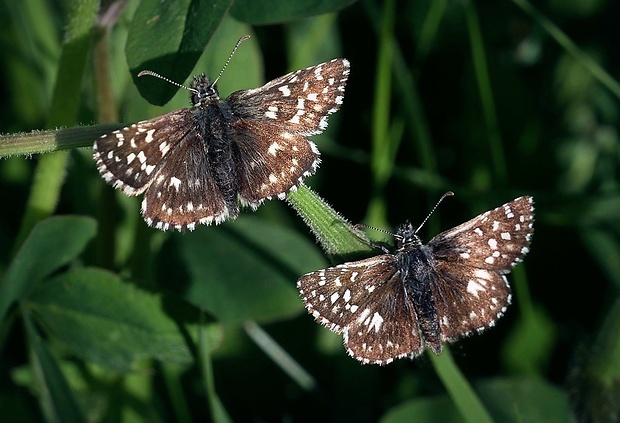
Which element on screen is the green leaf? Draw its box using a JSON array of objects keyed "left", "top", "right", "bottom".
[
  {"left": 381, "top": 377, "right": 573, "bottom": 423},
  {"left": 0, "top": 216, "right": 97, "bottom": 322},
  {"left": 230, "top": 0, "right": 357, "bottom": 25},
  {"left": 126, "top": 0, "right": 233, "bottom": 105},
  {"left": 24, "top": 313, "right": 86, "bottom": 423},
  {"left": 501, "top": 302, "right": 556, "bottom": 375},
  {"left": 380, "top": 396, "right": 464, "bottom": 423},
  {"left": 27, "top": 267, "right": 193, "bottom": 371},
  {"left": 475, "top": 377, "right": 573, "bottom": 422},
  {"left": 157, "top": 216, "right": 326, "bottom": 324}
]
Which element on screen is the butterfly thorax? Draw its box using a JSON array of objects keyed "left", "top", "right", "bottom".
[
  {"left": 190, "top": 85, "right": 240, "bottom": 217},
  {"left": 191, "top": 74, "right": 220, "bottom": 107},
  {"left": 396, "top": 226, "right": 443, "bottom": 354}
]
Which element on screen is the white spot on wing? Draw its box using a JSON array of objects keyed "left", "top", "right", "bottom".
[
  {"left": 278, "top": 85, "right": 291, "bottom": 96},
  {"left": 169, "top": 177, "right": 181, "bottom": 191},
  {"left": 268, "top": 142, "right": 283, "bottom": 156},
  {"left": 467, "top": 280, "right": 486, "bottom": 296},
  {"left": 145, "top": 129, "right": 155, "bottom": 143},
  {"left": 368, "top": 312, "right": 384, "bottom": 333}
]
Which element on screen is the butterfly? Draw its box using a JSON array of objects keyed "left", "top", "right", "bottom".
[
  {"left": 94, "top": 36, "right": 349, "bottom": 231},
  {"left": 297, "top": 195, "right": 534, "bottom": 365}
]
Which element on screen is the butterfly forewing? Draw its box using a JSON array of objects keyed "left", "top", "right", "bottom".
[
  {"left": 297, "top": 256, "right": 424, "bottom": 365},
  {"left": 429, "top": 196, "right": 534, "bottom": 271},
  {"left": 94, "top": 110, "right": 192, "bottom": 195},
  {"left": 228, "top": 59, "right": 349, "bottom": 136}
]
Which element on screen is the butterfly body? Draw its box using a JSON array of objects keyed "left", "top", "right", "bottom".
[
  {"left": 94, "top": 59, "right": 350, "bottom": 231},
  {"left": 298, "top": 196, "right": 534, "bottom": 365},
  {"left": 398, "top": 235, "right": 443, "bottom": 354}
]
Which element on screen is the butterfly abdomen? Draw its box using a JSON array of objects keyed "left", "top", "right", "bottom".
[
  {"left": 192, "top": 102, "right": 240, "bottom": 217},
  {"left": 401, "top": 246, "right": 443, "bottom": 354}
]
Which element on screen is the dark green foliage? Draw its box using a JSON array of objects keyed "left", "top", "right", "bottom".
[{"left": 1, "top": 0, "right": 619, "bottom": 421}]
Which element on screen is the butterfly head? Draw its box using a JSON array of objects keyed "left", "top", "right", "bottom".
[
  {"left": 394, "top": 221, "right": 422, "bottom": 251},
  {"left": 190, "top": 74, "right": 220, "bottom": 106}
]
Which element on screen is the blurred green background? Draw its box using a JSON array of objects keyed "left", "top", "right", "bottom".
[{"left": 1, "top": 0, "right": 619, "bottom": 421}]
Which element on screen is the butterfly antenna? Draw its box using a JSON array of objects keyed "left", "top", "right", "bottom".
[
  {"left": 137, "top": 70, "right": 197, "bottom": 93},
  {"left": 414, "top": 191, "right": 454, "bottom": 234},
  {"left": 136, "top": 35, "right": 250, "bottom": 92},
  {"left": 212, "top": 35, "right": 251, "bottom": 86},
  {"left": 351, "top": 223, "right": 393, "bottom": 253},
  {"left": 353, "top": 223, "right": 395, "bottom": 237}
]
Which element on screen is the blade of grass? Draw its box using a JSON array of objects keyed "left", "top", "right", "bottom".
[
  {"left": 415, "top": 0, "right": 448, "bottom": 64},
  {"left": 363, "top": 0, "right": 440, "bottom": 196},
  {"left": 463, "top": 0, "right": 507, "bottom": 186},
  {"left": 244, "top": 321, "right": 316, "bottom": 392},
  {"left": 198, "top": 319, "right": 232, "bottom": 423},
  {"left": 366, "top": 0, "right": 399, "bottom": 229},
  {"left": 429, "top": 349, "right": 494, "bottom": 423}
]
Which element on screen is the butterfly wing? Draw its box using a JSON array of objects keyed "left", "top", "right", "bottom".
[
  {"left": 428, "top": 196, "right": 535, "bottom": 340},
  {"left": 95, "top": 109, "right": 232, "bottom": 231},
  {"left": 94, "top": 110, "right": 191, "bottom": 195},
  {"left": 297, "top": 255, "right": 424, "bottom": 365},
  {"left": 231, "top": 120, "right": 320, "bottom": 205},
  {"left": 227, "top": 59, "right": 349, "bottom": 205},
  {"left": 139, "top": 134, "right": 233, "bottom": 231}
]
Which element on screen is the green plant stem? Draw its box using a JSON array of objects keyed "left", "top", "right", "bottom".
[
  {"left": 286, "top": 184, "right": 373, "bottom": 258},
  {"left": 93, "top": 21, "right": 121, "bottom": 270},
  {"left": 161, "top": 365, "right": 192, "bottom": 423},
  {"left": 0, "top": 125, "right": 122, "bottom": 159}
]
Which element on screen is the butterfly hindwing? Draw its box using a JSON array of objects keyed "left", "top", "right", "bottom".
[
  {"left": 233, "top": 120, "right": 320, "bottom": 206},
  {"left": 298, "top": 255, "right": 424, "bottom": 365}
]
